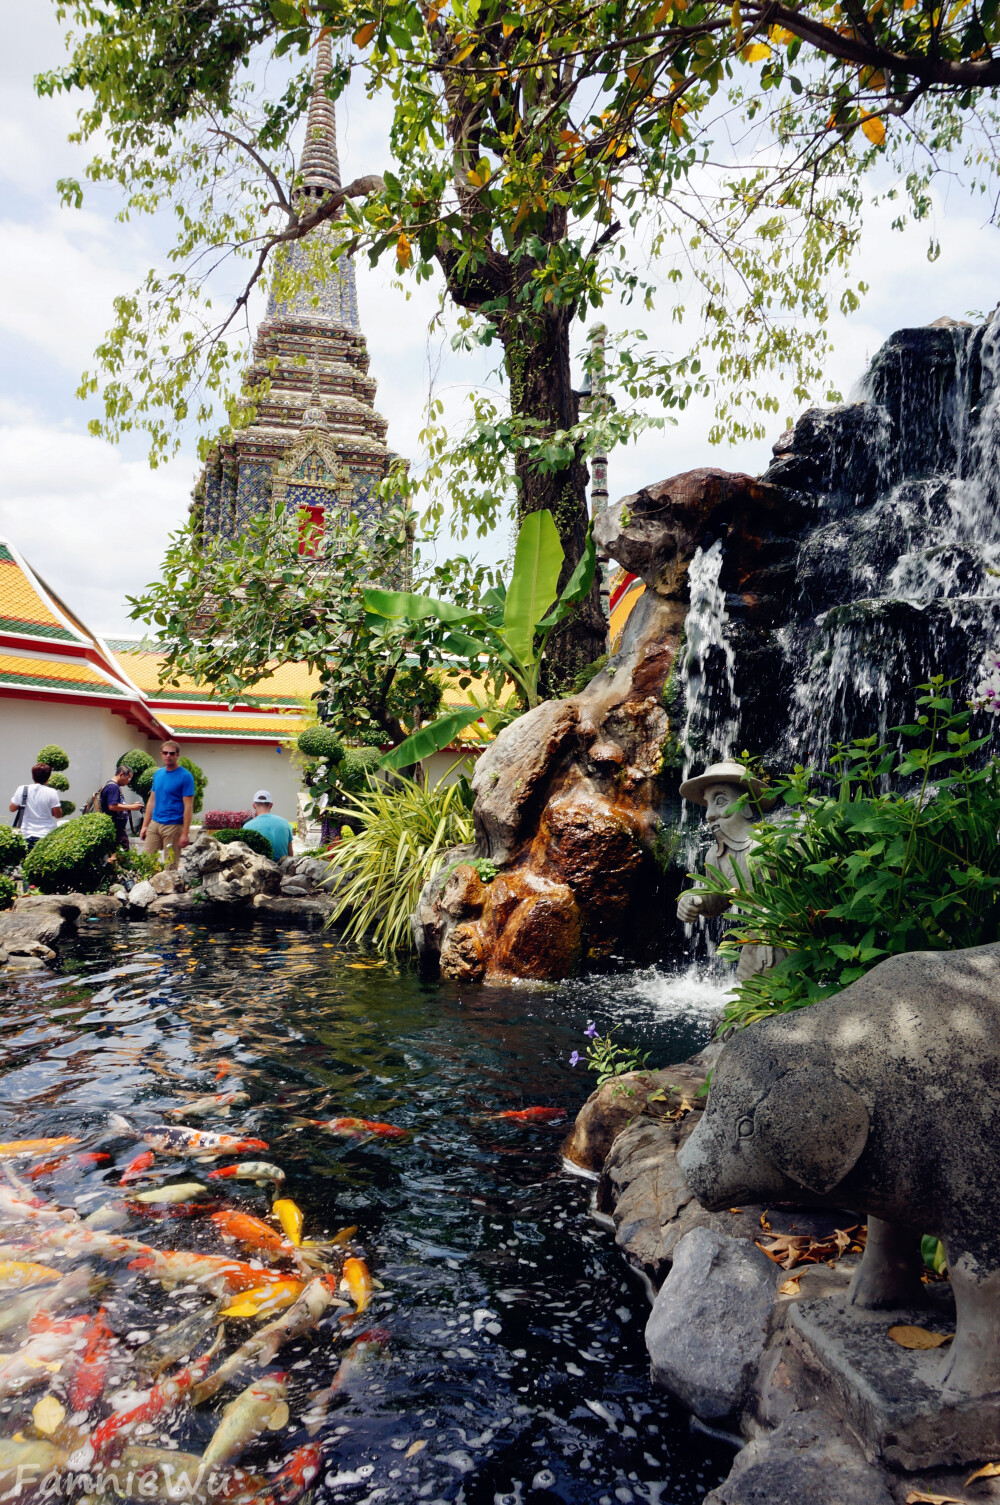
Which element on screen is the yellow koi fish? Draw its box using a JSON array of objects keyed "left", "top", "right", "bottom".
[
  {"left": 0, "top": 1260, "right": 63, "bottom": 1290},
  {"left": 341, "top": 1257, "right": 373, "bottom": 1314},
  {"left": 272, "top": 1199, "right": 303, "bottom": 1248},
  {"left": 0, "top": 1138, "right": 79, "bottom": 1163},
  {"left": 221, "top": 1280, "right": 304, "bottom": 1320}
]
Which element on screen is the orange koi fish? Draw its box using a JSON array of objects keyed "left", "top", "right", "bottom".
[
  {"left": 210, "top": 1209, "right": 288, "bottom": 1258},
  {"left": 120, "top": 1151, "right": 155, "bottom": 1184},
  {"left": 293, "top": 1116, "right": 408, "bottom": 1140},
  {"left": 68, "top": 1307, "right": 114, "bottom": 1413},
  {"left": 341, "top": 1257, "right": 373, "bottom": 1314},
  {"left": 207, "top": 1162, "right": 285, "bottom": 1186},
  {"left": 26, "top": 1151, "right": 111, "bottom": 1182},
  {"left": 0, "top": 1136, "right": 79, "bottom": 1162},
  {"left": 254, "top": 1442, "right": 322, "bottom": 1505},
  {"left": 490, "top": 1106, "right": 567, "bottom": 1124},
  {"left": 127, "top": 1247, "right": 297, "bottom": 1298}
]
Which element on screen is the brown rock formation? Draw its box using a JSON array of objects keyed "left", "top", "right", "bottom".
[{"left": 414, "top": 466, "right": 801, "bottom": 983}]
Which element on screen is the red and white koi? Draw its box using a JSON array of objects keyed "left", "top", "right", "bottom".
[
  {"left": 292, "top": 1115, "right": 408, "bottom": 1140},
  {"left": 253, "top": 1442, "right": 322, "bottom": 1505},
  {"left": 109, "top": 1113, "right": 267, "bottom": 1161},
  {"left": 68, "top": 1306, "right": 115, "bottom": 1413},
  {"left": 207, "top": 1162, "right": 285, "bottom": 1187},
  {"left": 88, "top": 1343, "right": 219, "bottom": 1457},
  {"left": 0, "top": 1311, "right": 89, "bottom": 1399}
]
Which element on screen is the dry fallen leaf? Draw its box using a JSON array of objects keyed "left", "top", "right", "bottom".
[
  {"left": 905, "top": 1493, "right": 969, "bottom": 1504},
  {"left": 888, "top": 1325, "right": 954, "bottom": 1350},
  {"left": 728, "top": 1207, "right": 743, "bottom": 1215},
  {"left": 966, "top": 1461, "right": 1000, "bottom": 1486},
  {"left": 778, "top": 1276, "right": 801, "bottom": 1296},
  {"left": 32, "top": 1395, "right": 65, "bottom": 1436},
  {"left": 760, "top": 1211, "right": 771, "bottom": 1232},
  {"left": 405, "top": 1439, "right": 427, "bottom": 1458}
]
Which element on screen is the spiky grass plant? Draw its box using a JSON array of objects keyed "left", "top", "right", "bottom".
[{"left": 328, "top": 771, "right": 475, "bottom": 956}]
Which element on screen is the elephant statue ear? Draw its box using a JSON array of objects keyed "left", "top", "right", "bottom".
[{"left": 756, "top": 1067, "right": 869, "bottom": 1195}]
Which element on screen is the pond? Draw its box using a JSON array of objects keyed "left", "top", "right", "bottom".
[{"left": 0, "top": 920, "right": 736, "bottom": 1504}]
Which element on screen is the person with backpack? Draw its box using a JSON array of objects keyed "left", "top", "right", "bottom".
[
  {"left": 8, "top": 764, "right": 63, "bottom": 849},
  {"left": 98, "top": 765, "right": 144, "bottom": 849}
]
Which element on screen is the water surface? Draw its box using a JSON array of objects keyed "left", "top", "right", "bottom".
[{"left": 0, "top": 920, "right": 734, "bottom": 1504}]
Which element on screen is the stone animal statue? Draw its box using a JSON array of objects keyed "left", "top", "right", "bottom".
[
  {"left": 678, "top": 942, "right": 1000, "bottom": 1397},
  {"left": 675, "top": 760, "right": 784, "bottom": 982}
]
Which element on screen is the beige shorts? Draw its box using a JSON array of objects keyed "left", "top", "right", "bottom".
[{"left": 144, "top": 821, "right": 185, "bottom": 866}]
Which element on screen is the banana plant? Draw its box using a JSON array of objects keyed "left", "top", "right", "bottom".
[{"left": 364, "top": 510, "right": 596, "bottom": 771}]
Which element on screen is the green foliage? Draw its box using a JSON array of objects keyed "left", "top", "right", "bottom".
[
  {"left": 117, "top": 847, "right": 162, "bottom": 882},
  {"left": 707, "top": 681, "right": 1000, "bottom": 1030},
  {"left": 213, "top": 826, "right": 274, "bottom": 859},
  {"left": 117, "top": 749, "right": 155, "bottom": 777},
  {"left": 179, "top": 755, "right": 207, "bottom": 815},
  {"left": 0, "top": 876, "right": 15, "bottom": 912},
  {"left": 651, "top": 824, "right": 682, "bottom": 875},
  {"left": 48, "top": 772, "right": 70, "bottom": 793},
  {"left": 329, "top": 774, "right": 475, "bottom": 956},
  {"left": 297, "top": 727, "right": 344, "bottom": 764},
  {"left": 566, "top": 655, "right": 608, "bottom": 697},
  {"left": 0, "top": 827, "right": 28, "bottom": 873},
  {"left": 22, "top": 812, "right": 118, "bottom": 894},
  {"left": 922, "top": 1235, "right": 947, "bottom": 1276},
  {"left": 134, "top": 767, "right": 155, "bottom": 801},
  {"left": 59, "top": 800, "right": 77, "bottom": 817},
  {"left": 573, "top": 1025, "right": 652, "bottom": 1100},
  {"left": 369, "top": 511, "right": 596, "bottom": 769},
  {"left": 36, "top": 745, "right": 69, "bottom": 773}
]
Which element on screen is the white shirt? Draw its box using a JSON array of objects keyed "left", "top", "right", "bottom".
[{"left": 11, "top": 783, "right": 62, "bottom": 839}]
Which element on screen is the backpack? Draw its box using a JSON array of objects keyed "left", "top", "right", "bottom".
[{"left": 83, "top": 782, "right": 114, "bottom": 817}]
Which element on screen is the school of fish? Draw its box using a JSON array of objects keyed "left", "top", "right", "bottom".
[{"left": 0, "top": 1099, "right": 390, "bottom": 1502}]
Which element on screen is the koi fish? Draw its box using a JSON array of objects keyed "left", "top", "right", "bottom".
[
  {"left": 130, "top": 1182, "right": 210, "bottom": 1205},
  {"left": 202, "top": 1374, "right": 289, "bottom": 1468},
  {"left": 109, "top": 1113, "right": 268, "bottom": 1160},
  {"left": 0, "top": 1438, "right": 67, "bottom": 1488},
  {"left": 0, "top": 1258, "right": 63, "bottom": 1288},
  {"left": 23, "top": 1151, "right": 110, "bottom": 1182},
  {"left": 490, "top": 1106, "right": 567, "bottom": 1123},
  {"left": 207, "top": 1162, "right": 285, "bottom": 1186},
  {"left": 0, "top": 1185, "right": 77, "bottom": 1226},
  {"left": 0, "top": 1265, "right": 95, "bottom": 1339},
  {"left": 254, "top": 1442, "right": 322, "bottom": 1505},
  {"left": 292, "top": 1116, "right": 408, "bottom": 1140},
  {"left": 191, "top": 1277, "right": 336, "bottom": 1405},
  {"left": 118, "top": 1446, "right": 261, "bottom": 1504},
  {"left": 127, "top": 1247, "right": 297, "bottom": 1298},
  {"left": 0, "top": 1312, "right": 89, "bottom": 1399},
  {"left": 68, "top": 1307, "right": 114, "bottom": 1413},
  {"left": 210, "top": 1208, "right": 288, "bottom": 1259},
  {"left": 326, "top": 1328, "right": 390, "bottom": 1395},
  {"left": 0, "top": 1136, "right": 79, "bottom": 1162},
  {"left": 128, "top": 1199, "right": 217, "bottom": 1220},
  {"left": 221, "top": 1280, "right": 304, "bottom": 1320},
  {"left": 88, "top": 1341, "right": 220, "bottom": 1456},
  {"left": 134, "top": 1301, "right": 223, "bottom": 1378},
  {"left": 272, "top": 1198, "right": 303, "bottom": 1248},
  {"left": 341, "top": 1257, "right": 373, "bottom": 1314},
  {"left": 165, "top": 1092, "right": 250, "bottom": 1119},
  {"left": 120, "top": 1151, "right": 156, "bottom": 1184}
]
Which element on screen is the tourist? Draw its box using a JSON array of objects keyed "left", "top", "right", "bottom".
[
  {"left": 242, "top": 790, "right": 294, "bottom": 860},
  {"left": 8, "top": 763, "right": 63, "bottom": 850},
  {"left": 101, "top": 764, "right": 145, "bottom": 850},
  {"left": 139, "top": 742, "right": 195, "bottom": 867}
]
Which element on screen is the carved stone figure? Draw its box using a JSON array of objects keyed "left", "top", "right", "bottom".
[
  {"left": 678, "top": 942, "right": 1000, "bottom": 1397},
  {"left": 676, "top": 761, "right": 781, "bottom": 981}
]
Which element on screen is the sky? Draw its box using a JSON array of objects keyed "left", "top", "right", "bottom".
[{"left": 3, "top": 3, "right": 1000, "bottom": 636}]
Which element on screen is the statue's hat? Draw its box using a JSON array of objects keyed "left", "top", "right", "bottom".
[{"left": 678, "top": 760, "right": 778, "bottom": 810}]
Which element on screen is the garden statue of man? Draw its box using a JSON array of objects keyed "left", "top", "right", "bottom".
[{"left": 676, "top": 760, "right": 783, "bottom": 982}]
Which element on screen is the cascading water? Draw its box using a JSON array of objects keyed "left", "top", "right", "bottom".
[{"left": 688, "top": 313, "right": 1000, "bottom": 769}]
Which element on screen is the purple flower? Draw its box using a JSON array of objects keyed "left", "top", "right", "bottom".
[
  {"left": 584, "top": 1022, "right": 598, "bottom": 1039},
  {"left": 569, "top": 1051, "right": 580, "bottom": 1067}
]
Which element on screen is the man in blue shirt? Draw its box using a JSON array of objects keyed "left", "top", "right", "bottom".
[
  {"left": 243, "top": 790, "right": 294, "bottom": 860},
  {"left": 139, "top": 742, "right": 196, "bottom": 867}
]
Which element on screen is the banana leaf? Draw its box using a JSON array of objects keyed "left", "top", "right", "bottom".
[
  {"left": 380, "top": 706, "right": 486, "bottom": 771},
  {"left": 503, "top": 510, "right": 564, "bottom": 666},
  {"left": 364, "top": 588, "right": 477, "bottom": 625},
  {"left": 538, "top": 527, "right": 597, "bottom": 628}
]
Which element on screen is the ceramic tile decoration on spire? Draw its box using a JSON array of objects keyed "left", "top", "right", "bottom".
[{"left": 194, "top": 35, "right": 402, "bottom": 550}]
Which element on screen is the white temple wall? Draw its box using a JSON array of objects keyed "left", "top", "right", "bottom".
[
  {"left": 181, "top": 741, "right": 302, "bottom": 822},
  {"left": 0, "top": 699, "right": 157, "bottom": 812}
]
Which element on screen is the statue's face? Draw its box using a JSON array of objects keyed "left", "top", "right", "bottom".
[{"left": 704, "top": 782, "right": 754, "bottom": 846}]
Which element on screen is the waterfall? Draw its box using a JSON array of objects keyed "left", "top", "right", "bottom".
[{"left": 679, "top": 540, "right": 741, "bottom": 777}]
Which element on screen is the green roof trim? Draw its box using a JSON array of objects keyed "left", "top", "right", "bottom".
[
  {"left": 165, "top": 725, "right": 293, "bottom": 740},
  {"left": 0, "top": 545, "right": 14, "bottom": 564},
  {"left": 0, "top": 614, "right": 77, "bottom": 643},
  {"left": 146, "top": 688, "right": 302, "bottom": 707},
  {"left": 0, "top": 668, "right": 124, "bottom": 697}
]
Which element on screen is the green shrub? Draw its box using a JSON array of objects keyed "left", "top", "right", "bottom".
[
  {"left": 180, "top": 755, "right": 206, "bottom": 814},
  {"left": 330, "top": 774, "right": 475, "bottom": 955},
  {"left": 297, "top": 727, "right": 345, "bottom": 763},
  {"left": 36, "top": 744, "right": 69, "bottom": 772},
  {"left": 59, "top": 799, "right": 76, "bottom": 817},
  {"left": 48, "top": 771, "right": 70, "bottom": 793},
  {"left": 117, "top": 749, "right": 155, "bottom": 778},
  {"left": 118, "top": 848, "right": 161, "bottom": 882},
  {"left": 0, "top": 827, "right": 27, "bottom": 872},
  {"left": 212, "top": 827, "right": 273, "bottom": 859},
  {"left": 134, "top": 767, "right": 155, "bottom": 800},
  {"left": 129, "top": 755, "right": 205, "bottom": 812},
  {"left": 339, "top": 748, "right": 383, "bottom": 792},
  {"left": 0, "top": 876, "right": 15, "bottom": 912},
  {"left": 22, "top": 813, "right": 117, "bottom": 894},
  {"left": 709, "top": 680, "right": 1000, "bottom": 1031}
]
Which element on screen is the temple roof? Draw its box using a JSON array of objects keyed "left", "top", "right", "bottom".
[{"left": 296, "top": 35, "right": 341, "bottom": 199}]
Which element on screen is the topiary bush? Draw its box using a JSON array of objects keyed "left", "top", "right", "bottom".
[
  {"left": 48, "top": 771, "right": 70, "bottom": 793},
  {"left": 35, "top": 744, "right": 69, "bottom": 772},
  {"left": 117, "top": 749, "right": 155, "bottom": 778},
  {"left": 297, "top": 727, "right": 345, "bottom": 763},
  {"left": 0, "top": 827, "right": 27, "bottom": 872},
  {"left": 22, "top": 813, "right": 117, "bottom": 894},
  {"left": 180, "top": 755, "right": 206, "bottom": 814},
  {"left": 339, "top": 748, "right": 383, "bottom": 792},
  {"left": 129, "top": 755, "right": 206, "bottom": 812},
  {"left": 204, "top": 810, "right": 253, "bottom": 831},
  {"left": 212, "top": 827, "right": 273, "bottom": 859},
  {"left": 134, "top": 767, "right": 155, "bottom": 800},
  {"left": 59, "top": 799, "right": 76, "bottom": 817},
  {"left": 0, "top": 876, "right": 15, "bottom": 912}
]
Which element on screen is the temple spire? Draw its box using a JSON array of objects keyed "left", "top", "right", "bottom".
[{"left": 295, "top": 35, "right": 342, "bottom": 202}]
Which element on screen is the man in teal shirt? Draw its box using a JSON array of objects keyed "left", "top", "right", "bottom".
[{"left": 243, "top": 790, "right": 294, "bottom": 860}]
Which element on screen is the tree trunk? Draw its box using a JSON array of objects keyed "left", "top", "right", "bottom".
[{"left": 501, "top": 308, "right": 607, "bottom": 692}]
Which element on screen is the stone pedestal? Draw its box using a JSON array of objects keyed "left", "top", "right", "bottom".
[{"left": 789, "top": 1294, "right": 1000, "bottom": 1470}]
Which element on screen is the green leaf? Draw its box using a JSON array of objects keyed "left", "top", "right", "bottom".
[
  {"left": 502, "top": 510, "right": 564, "bottom": 667},
  {"left": 363, "top": 587, "right": 477, "bottom": 625},
  {"left": 379, "top": 707, "right": 485, "bottom": 770},
  {"left": 539, "top": 526, "right": 597, "bottom": 628}
]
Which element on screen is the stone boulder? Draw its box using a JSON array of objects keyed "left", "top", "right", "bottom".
[
  {"left": 128, "top": 880, "right": 157, "bottom": 910},
  {"left": 565, "top": 1059, "right": 712, "bottom": 1172},
  {"left": 702, "top": 1410, "right": 895, "bottom": 1505},
  {"left": 0, "top": 897, "right": 76, "bottom": 951},
  {"left": 645, "top": 1227, "right": 779, "bottom": 1420}
]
